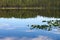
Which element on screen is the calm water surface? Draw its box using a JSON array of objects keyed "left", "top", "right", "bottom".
[{"left": 0, "top": 9, "right": 60, "bottom": 40}]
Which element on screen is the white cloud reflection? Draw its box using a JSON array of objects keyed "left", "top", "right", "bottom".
[
  {"left": 0, "top": 23, "right": 15, "bottom": 30},
  {"left": 25, "top": 30, "right": 35, "bottom": 32},
  {"left": 51, "top": 28, "right": 60, "bottom": 34},
  {"left": 0, "top": 36, "right": 53, "bottom": 40},
  {"left": 32, "top": 36, "right": 53, "bottom": 40},
  {"left": 0, "top": 23, "right": 9, "bottom": 27}
]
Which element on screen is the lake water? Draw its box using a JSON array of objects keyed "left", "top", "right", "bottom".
[{"left": 0, "top": 9, "right": 60, "bottom": 40}]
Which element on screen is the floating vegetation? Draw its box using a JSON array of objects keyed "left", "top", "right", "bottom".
[{"left": 29, "top": 20, "right": 60, "bottom": 31}]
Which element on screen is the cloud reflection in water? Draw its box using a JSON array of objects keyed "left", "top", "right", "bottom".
[
  {"left": 0, "top": 17, "right": 60, "bottom": 40},
  {"left": 0, "top": 36, "right": 53, "bottom": 40}
]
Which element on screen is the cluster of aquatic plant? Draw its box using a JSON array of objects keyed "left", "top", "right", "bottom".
[{"left": 30, "top": 20, "right": 60, "bottom": 31}]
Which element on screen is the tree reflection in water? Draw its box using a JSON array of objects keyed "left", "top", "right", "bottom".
[{"left": 30, "top": 20, "right": 60, "bottom": 31}]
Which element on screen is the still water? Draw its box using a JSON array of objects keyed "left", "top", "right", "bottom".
[{"left": 0, "top": 9, "right": 60, "bottom": 40}]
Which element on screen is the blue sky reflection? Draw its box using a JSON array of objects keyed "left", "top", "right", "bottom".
[{"left": 0, "top": 16, "right": 60, "bottom": 40}]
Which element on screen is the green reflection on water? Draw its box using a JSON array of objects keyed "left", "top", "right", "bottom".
[
  {"left": 0, "top": 9, "right": 60, "bottom": 18},
  {"left": 0, "top": 0, "right": 60, "bottom": 8}
]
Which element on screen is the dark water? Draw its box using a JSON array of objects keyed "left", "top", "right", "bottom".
[{"left": 0, "top": 9, "right": 60, "bottom": 40}]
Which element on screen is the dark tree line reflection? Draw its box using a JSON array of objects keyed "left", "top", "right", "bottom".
[
  {"left": 0, "top": 9, "right": 60, "bottom": 18},
  {"left": 30, "top": 20, "right": 60, "bottom": 31},
  {"left": 0, "top": 0, "right": 60, "bottom": 8}
]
